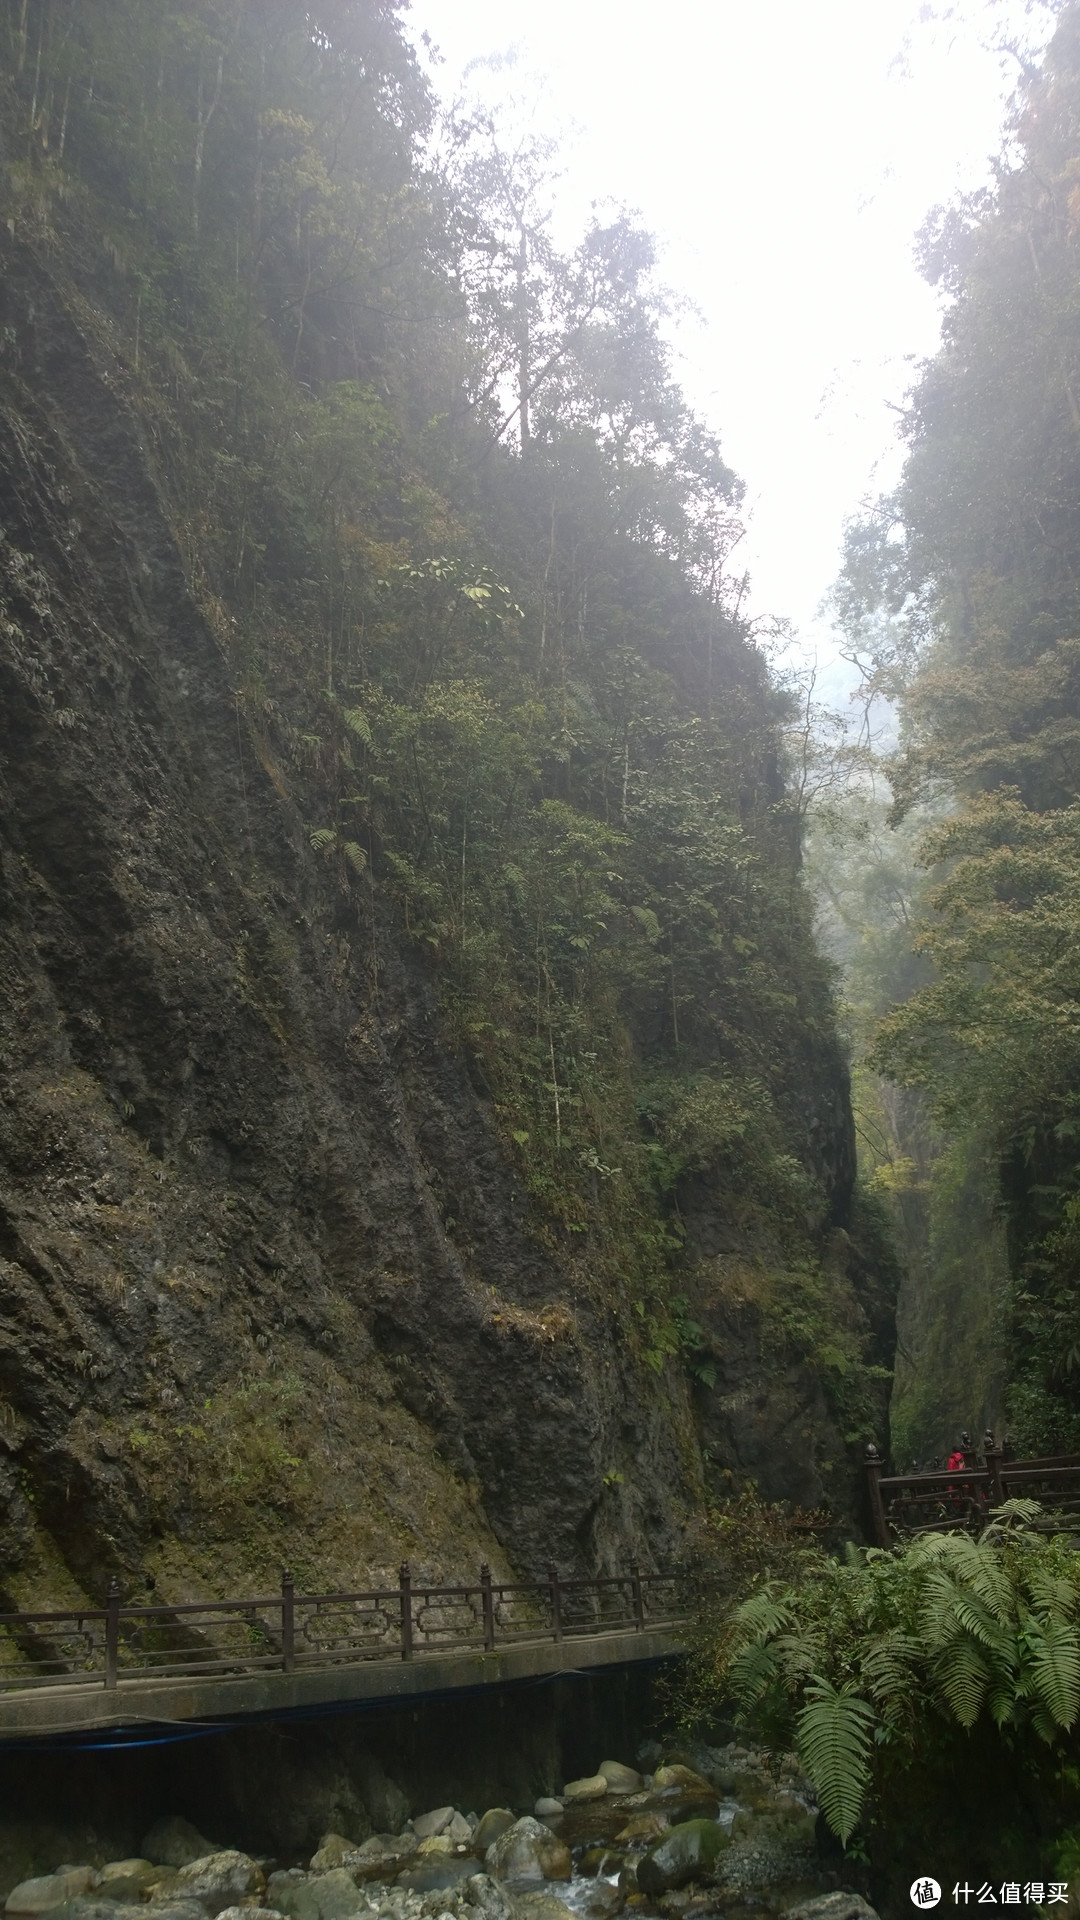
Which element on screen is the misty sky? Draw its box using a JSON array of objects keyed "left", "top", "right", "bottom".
[{"left": 405, "top": 0, "right": 1057, "bottom": 670}]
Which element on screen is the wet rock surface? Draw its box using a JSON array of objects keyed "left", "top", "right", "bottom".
[{"left": 1, "top": 1744, "right": 875, "bottom": 1920}]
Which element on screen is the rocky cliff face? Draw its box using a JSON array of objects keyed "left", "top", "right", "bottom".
[{"left": 0, "top": 236, "right": 888, "bottom": 1613}]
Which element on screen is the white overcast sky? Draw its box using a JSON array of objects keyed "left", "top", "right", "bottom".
[{"left": 403, "top": 0, "right": 1058, "bottom": 673}]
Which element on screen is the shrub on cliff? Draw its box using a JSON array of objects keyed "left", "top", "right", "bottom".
[{"left": 683, "top": 1500, "right": 1080, "bottom": 1849}]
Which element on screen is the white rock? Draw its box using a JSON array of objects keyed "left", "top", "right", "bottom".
[
  {"left": 158, "top": 1851, "right": 264, "bottom": 1913},
  {"left": 412, "top": 1809, "right": 454, "bottom": 1842},
  {"left": 484, "top": 1820, "right": 571, "bottom": 1883},
  {"left": 561, "top": 1774, "right": 608, "bottom": 1802},
  {"left": 7, "top": 1869, "right": 100, "bottom": 1914},
  {"left": 597, "top": 1761, "right": 642, "bottom": 1793},
  {"left": 533, "top": 1800, "right": 563, "bottom": 1819}
]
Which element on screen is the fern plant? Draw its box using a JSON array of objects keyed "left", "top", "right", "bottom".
[{"left": 691, "top": 1503, "right": 1080, "bottom": 1845}]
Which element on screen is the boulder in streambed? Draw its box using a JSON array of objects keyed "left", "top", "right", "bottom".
[
  {"left": 780, "top": 1889, "right": 876, "bottom": 1920},
  {"left": 462, "top": 1875, "right": 512, "bottom": 1920},
  {"left": 6, "top": 1871, "right": 100, "bottom": 1915},
  {"left": 636, "top": 1820, "right": 730, "bottom": 1896},
  {"left": 217, "top": 1912, "right": 286, "bottom": 1920},
  {"left": 413, "top": 1808, "right": 455, "bottom": 1841},
  {"left": 395, "top": 1858, "right": 477, "bottom": 1895},
  {"left": 267, "top": 1870, "right": 366, "bottom": 1920},
  {"left": 533, "top": 1801, "right": 563, "bottom": 1820},
  {"left": 598, "top": 1762, "right": 642, "bottom": 1794},
  {"left": 485, "top": 1819, "right": 572, "bottom": 1882},
  {"left": 309, "top": 1837, "right": 363, "bottom": 1872},
  {"left": 561, "top": 1775, "right": 608, "bottom": 1802},
  {"left": 142, "top": 1822, "right": 218, "bottom": 1870},
  {"left": 510, "top": 1897, "right": 578, "bottom": 1920},
  {"left": 96, "top": 1865, "right": 166, "bottom": 1902},
  {"left": 785, "top": 1898, "right": 880, "bottom": 1920},
  {"left": 342, "top": 1837, "right": 416, "bottom": 1881},
  {"left": 614, "top": 1814, "right": 668, "bottom": 1844},
  {"left": 651, "top": 1767, "right": 712, "bottom": 1796},
  {"left": 472, "top": 1812, "right": 516, "bottom": 1854},
  {"left": 577, "top": 1848, "right": 624, "bottom": 1879},
  {"left": 156, "top": 1855, "right": 265, "bottom": 1916},
  {"left": 40, "top": 1902, "right": 205, "bottom": 1920}
]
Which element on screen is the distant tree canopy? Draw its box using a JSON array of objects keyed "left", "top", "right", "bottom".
[
  {"left": 0, "top": 0, "right": 880, "bottom": 1411},
  {"left": 834, "top": 1, "right": 1080, "bottom": 1452}
]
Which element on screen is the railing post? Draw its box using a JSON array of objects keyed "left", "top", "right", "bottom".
[
  {"left": 281, "top": 1568, "right": 295, "bottom": 1673},
  {"left": 983, "top": 1429, "right": 1005, "bottom": 1508},
  {"left": 104, "top": 1577, "right": 121, "bottom": 1689},
  {"left": 399, "top": 1561, "right": 413, "bottom": 1661},
  {"left": 960, "top": 1428, "right": 976, "bottom": 1469},
  {"left": 864, "top": 1443, "right": 890, "bottom": 1550},
  {"left": 630, "top": 1559, "right": 645, "bottom": 1631},
  {"left": 480, "top": 1563, "right": 495, "bottom": 1652},
  {"left": 548, "top": 1561, "right": 563, "bottom": 1643}
]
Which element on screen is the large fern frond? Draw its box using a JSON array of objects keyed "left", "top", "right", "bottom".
[
  {"left": 341, "top": 705, "right": 373, "bottom": 746},
  {"left": 1027, "top": 1570, "right": 1080, "bottom": 1623},
  {"left": 1024, "top": 1617, "right": 1080, "bottom": 1729},
  {"left": 934, "top": 1632, "right": 991, "bottom": 1728},
  {"left": 730, "top": 1586, "right": 793, "bottom": 1642},
  {"left": 863, "top": 1630, "right": 921, "bottom": 1714},
  {"left": 796, "top": 1677, "right": 876, "bottom": 1845},
  {"left": 772, "top": 1630, "right": 818, "bottom": 1688},
  {"left": 728, "top": 1639, "right": 779, "bottom": 1706}
]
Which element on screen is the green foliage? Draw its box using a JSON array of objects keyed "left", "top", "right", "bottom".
[
  {"left": 796, "top": 1679, "right": 875, "bottom": 1846},
  {"left": 1, "top": 0, "right": 866, "bottom": 1396},
  {"left": 821, "top": 5, "right": 1080, "bottom": 1458},
  {"left": 685, "top": 1502, "right": 1080, "bottom": 1845}
]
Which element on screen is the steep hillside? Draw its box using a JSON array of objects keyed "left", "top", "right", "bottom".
[
  {"left": 833, "top": 1, "right": 1080, "bottom": 1461},
  {"left": 0, "top": 0, "right": 892, "bottom": 1611}
]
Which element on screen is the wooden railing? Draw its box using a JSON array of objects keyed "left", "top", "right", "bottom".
[
  {"left": 0, "top": 1561, "right": 681, "bottom": 1695},
  {"left": 864, "top": 1431, "right": 1080, "bottom": 1547}
]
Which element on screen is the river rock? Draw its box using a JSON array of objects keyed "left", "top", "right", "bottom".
[
  {"left": 347, "top": 1838, "right": 417, "bottom": 1881},
  {"left": 508, "top": 1898, "right": 575, "bottom": 1920},
  {"left": 462, "top": 1876, "right": 512, "bottom": 1920},
  {"left": 98, "top": 1869, "right": 169, "bottom": 1903},
  {"left": 532, "top": 1801, "right": 562, "bottom": 1820},
  {"left": 785, "top": 1899, "right": 879, "bottom": 1920},
  {"left": 217, "top": 1912, "right": 287, "bottom": 1920},
  {"left": 6, "top": 1870, "right": 100, "bottom": 1914},
  {"left": 636, "top": 1820, "right": 729, "bottom": 1896},
  {"left": 413, "top": 1808, "right": 455, "bottom": 1841},
  {"left": 396, "top": 1859, "right": 476, "bottom": 1895},
  {"left": 142, "top": 1821, "right": 218, "bottom": 1870},
  {"left": 577, "top": 1848, "right": 623, "bottom": 1878},
  {"left": 652, "top": 1767, "right": 711, "bottom": 1796},
  {"left": 310, "top": 1837, "right": 362, "bottom": 1872},
  {"left": 157, "top": 1853, "right": 265, "bottom": 1914},
  {"left": 598, "top": 1761, "right": 642, "bottom": 1794},
  {"left": 267, "top": 1869, "right": 365, "bottom": 1920},
  {"left": 472, "top": 1812, "right": 515, "bottom": 1853},
  {"left": 484, "top": 1819, "right": 572, "bottom": 1883},
  {"left": 43, "top": 1902, "right": 204, "bottom": 1920},
  {"left": 561, "top": 1775, "right": 608, "bottom": 1802},
  {"left": 615, "top": 1814, "right": 668, "bottom": 1843},
  {"left": 447, "top": 1815, "right": 473, "bottom": 1845}
]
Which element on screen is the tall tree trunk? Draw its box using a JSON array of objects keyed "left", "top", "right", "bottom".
[
  {"left": 516, "top": 222, "right": 530, "bottom": 449},
  {"left": 193, "top": 44, "right": 225, "bottom": 240}
]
